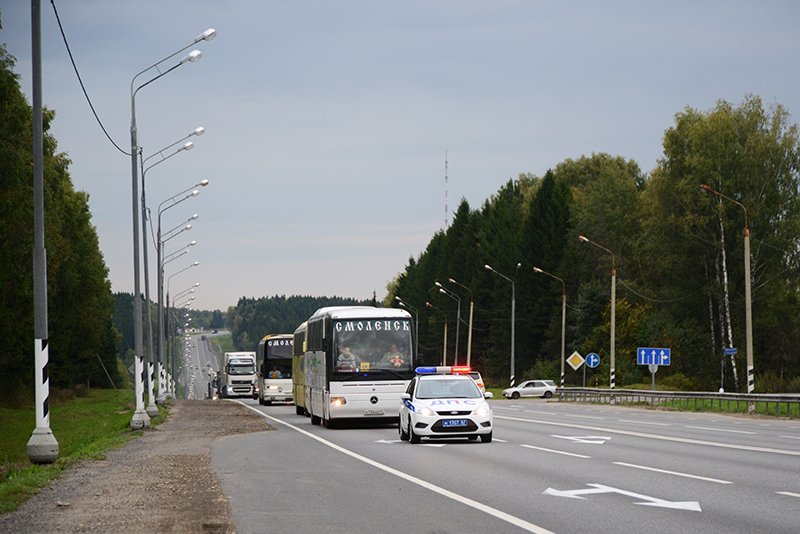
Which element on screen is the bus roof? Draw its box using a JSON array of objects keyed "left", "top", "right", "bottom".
[{"left": 308, "top": 306, "right": 411, "bottom": 321}]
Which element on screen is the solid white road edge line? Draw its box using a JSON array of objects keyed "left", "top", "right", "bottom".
[{"left": 234, "top": 401, "right": 557, "bottom": 534}]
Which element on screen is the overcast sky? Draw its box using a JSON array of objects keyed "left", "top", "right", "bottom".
[{"left": 3, "top": 1, "right": 800, "bottom": 311}]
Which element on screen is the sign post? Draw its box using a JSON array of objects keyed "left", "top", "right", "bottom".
[{"left": 638, "top": 348, "right": 670, "bottom": 391}]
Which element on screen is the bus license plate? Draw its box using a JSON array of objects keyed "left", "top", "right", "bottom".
[
  {"left": 364, "top": 409, "right": 385, "bottom": 416},
  {"left": 443, "top": 419, "right": 468, "bottom": 427}
]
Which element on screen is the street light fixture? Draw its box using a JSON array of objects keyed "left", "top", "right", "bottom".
[
  {"left": 426, "top": 302, "right": 448, "bottom": 366},
  {"left": 395, "top": 297, "right": 418, "bottom": 359},
  {"left": 578, "top": 235, "right": 616, "bottom": 391},
  {"left": 534, "top": 267, "right": 567, "bottom": 388},
  {"left": 700, "top": 184, "right": 754, "bottom": 402},
  {"left": 449, "top": 278, "right": 474, "bottom": 367},
  {"left": 485, "top": 263, "right": 521, "bottom": 387},
  {"left": 435, "top": 282, "right": 461, "bottom": 365},
  {"left": 128, "top": 27, "right": 215, "bottom": 431}
]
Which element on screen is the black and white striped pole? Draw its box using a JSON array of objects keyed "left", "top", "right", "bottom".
[{"left": 27, "top": 0, "right": 58, "bottom": 463}]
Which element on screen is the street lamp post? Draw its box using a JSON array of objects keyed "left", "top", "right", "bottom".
[
  {"left": 141, "top": 139, "right": 196, "bottom": 415},
  {"left": 128, "top": 27, "right": 215, "bottom": 431},
  {"left": 395, "top": 297, "right": 419, "bottom": 361},
  {"left": 449, "top": 278, "right": 474, "bottom": 367},
  {"left": 435, "top": 282, "right": 461, "bottom": 365},
  {"left": 167, "top": 262, "right": 199, "bottom": 398},
  {"left": 579, "top": 235, "right": 616, "bottom": 391},
  {"left": 485, "top": 263, "right": 521, "bottom": 387},
  {"left": 534, "top": 267, "right": 567, "bottom": 388},
  {"left": 426, "top": 302, "right": 447, "bottom": 366},
  {"left": 700, "top": 184, "right": 754, "bottom": 403},
  {"left": 158, "top": 182, "right": 207, "bottom": 400}
]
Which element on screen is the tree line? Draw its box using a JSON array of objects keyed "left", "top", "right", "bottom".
[
  {"left": 386, "top": 95, "right": 800, "bottom": 393},
  {"left": 0, "top": 41, "right": 122, "bottom": 405},
  {"left": 226, "top": 295, "right": 373, "bottom": 352}
]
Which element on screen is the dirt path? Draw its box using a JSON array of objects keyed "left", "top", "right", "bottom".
[{"left": 0, "top": 400, "right": 273, "bottom": 533}]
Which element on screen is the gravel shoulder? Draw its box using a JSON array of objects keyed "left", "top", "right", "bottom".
[{"left": 0, "top": 399, "right": 273, "bottom": 533}]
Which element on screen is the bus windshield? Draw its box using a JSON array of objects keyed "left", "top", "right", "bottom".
[
  {"left": 332, "top": 318, "right": 413, "bottom": 375},
  {"left": 266, "top": 338, "right": 293, "bottom": 379}
]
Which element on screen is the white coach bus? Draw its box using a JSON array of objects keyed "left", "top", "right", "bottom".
[
  {"left": 256, "top": 333, "right": 294, "bottom": 405},
  {"left": 304, "top": 306, "right": 416, "bottom": 427}
]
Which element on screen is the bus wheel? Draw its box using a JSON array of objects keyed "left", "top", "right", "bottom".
[
  {"left": 295, "top": 405, "right": 304, "bottom": 416},
  {"left": 310, "top": 414, "right": 321, "bottom": 425},
  {"left": 324, "top": 418, "right": 336, "bottom": 429}
]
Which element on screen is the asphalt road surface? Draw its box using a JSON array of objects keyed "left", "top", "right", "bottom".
[{"left": 211, "top": 398, "right": 800, "bottom": 534}]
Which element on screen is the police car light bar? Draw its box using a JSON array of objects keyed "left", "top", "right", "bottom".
[{"left": 415, "top": 366, "right": 472, "bottom": 374}]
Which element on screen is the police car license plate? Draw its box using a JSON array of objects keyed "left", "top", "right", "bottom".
[
  {"left": 364, "top": 409, "right": 384, "bottom": 416},
  {"left": 442, "top": 419, "right": 468, "bottom": 427}
]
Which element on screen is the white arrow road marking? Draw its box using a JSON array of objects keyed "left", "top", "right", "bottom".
[
  {"left": 543, "top": 484, "right": 701, "bottom": 512},
  {"left": 551, "top": 434, "right": 611, "bottom": 444}
]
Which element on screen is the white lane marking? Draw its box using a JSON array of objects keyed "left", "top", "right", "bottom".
[
  {"left": 494, "top": 414, "right": 800, "bottom": 456},
  {"left": 564, "top": 414, "right": 606, "bottom": 420},
  {"left": 544, "top": 484, "right": 701, "bottom": 512},
  {"left": 551, "top": 435, "right": 611, "bottom": 444},
  {"left": 237, "top": 401, "right": 556, "bottom": 534},
  {"left": 614, "top": 462, "right": 732, "bottom": 484},
  {"left": 776, "top": 491, "right": 800, "bottom": 498},
  {"left": 520, "top": 444, "right": 591, "bottom": 459},
  {"left": 617, "top": 419, "right": 670, "bottom": 426},
  {"left": 685, "top": 425, "right": 756, "bottom": 435},
  {"left": 779, "top": 435, "right": 800, "bottom": 440}
]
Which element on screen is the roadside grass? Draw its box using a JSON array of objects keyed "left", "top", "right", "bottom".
[{"left": 0, "top": 389, "right": 166, "bottom": 514}]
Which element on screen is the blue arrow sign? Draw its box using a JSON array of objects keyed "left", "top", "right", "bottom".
[
  {"left": 637, "top": 347, "right": 671, "bottom": 366},
  {"left": 586, "top": 353, "right": 600, "bottom": 368}
]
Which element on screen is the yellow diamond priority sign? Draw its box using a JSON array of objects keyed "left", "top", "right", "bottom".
[{"left": 567, "top": 351, "right": 584, "bottom": 370}]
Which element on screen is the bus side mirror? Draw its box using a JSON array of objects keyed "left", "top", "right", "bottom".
[{"left": 322, "top": 337, "right": 331, "bottom": 351}]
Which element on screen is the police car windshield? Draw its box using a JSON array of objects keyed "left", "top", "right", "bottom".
[{"left": 416, "top": 378, "right": 481, "bottom": 399}]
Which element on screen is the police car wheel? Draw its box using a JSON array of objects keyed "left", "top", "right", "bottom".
[
  {"left": 409, "top": 423, "right": 421, "bottom": 444},
  {"left": 399, "top": 419, "right": 409, "bottom": 440},
  {"left": 480, "top": 432, "right": 493, "bottom": 443}
]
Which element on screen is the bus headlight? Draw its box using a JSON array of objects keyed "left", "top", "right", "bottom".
[{"left": 330, "top": 397, "right": 347, "bottom": 406}]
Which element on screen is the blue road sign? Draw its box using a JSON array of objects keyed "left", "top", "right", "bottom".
[
  {"left": 586, "top": 353, "right": 600, "bottom": 368},
  {"left": 724, "top": 347, "right": 737, "bottom": 356},
  {"left": 637, "top": 347, "right": 671, "bottom": 366}
]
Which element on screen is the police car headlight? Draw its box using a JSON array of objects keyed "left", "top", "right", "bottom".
[
  {"left": 475, "top": 405, "right": 491, "bottom": 416},
  {"left": 418, "top": 407, "right": 435, "bottom": 417}
]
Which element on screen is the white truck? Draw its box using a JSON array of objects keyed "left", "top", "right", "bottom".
[{"left": 218, "top": 352, "right": 258, "bottom": 399}]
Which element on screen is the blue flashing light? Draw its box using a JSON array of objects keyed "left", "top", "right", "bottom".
[{"left": 415, "top": 366, "right": 472, "bottom": 375}]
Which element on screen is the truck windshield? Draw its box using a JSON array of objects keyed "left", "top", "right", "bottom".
[{"left": 229, "top": 364, "right": 255, "bottom": 375}]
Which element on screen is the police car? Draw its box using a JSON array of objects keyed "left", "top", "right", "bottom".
[{"left": 399, "top": 366, "right": 493, "bottom": 443}]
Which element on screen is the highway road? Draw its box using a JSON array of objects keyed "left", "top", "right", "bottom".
[
  {"left": 211, "top": 398, "right": 800, "bottom": 534},
  {"left": 181, "top": 332, "right": 223, "bottom": 400}
]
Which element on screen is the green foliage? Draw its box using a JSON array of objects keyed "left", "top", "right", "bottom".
[
  {"left": 0, "top": 389, "right": 161, "bottom": 513},
  {"left": 0, "top": 43, "right": 122, "bottom": 404},
  {"left": 390, "top": 97, "right": 800, "bottom": 392},
  {"left": 226, "top": 295, "right": 370, "bottom": 351}
]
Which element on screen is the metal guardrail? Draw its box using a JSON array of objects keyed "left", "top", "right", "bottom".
[{"left": 558, "top": 387, "right": 800, "bottom": 418}]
